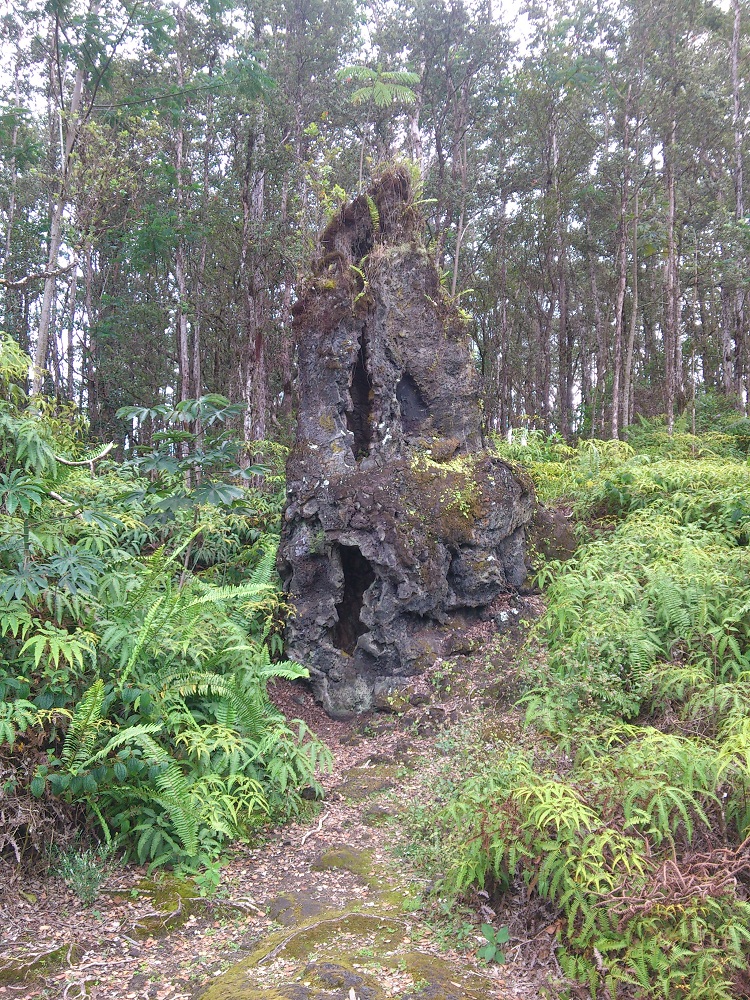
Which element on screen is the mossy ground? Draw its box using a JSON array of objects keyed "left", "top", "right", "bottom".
[
  {"left": 199, "top": 754, "right": 509, "bottom": 1000},
  {"left": 0, "top": 941, "right": 83, "bottom": 986},
  {"left": 334, "top": 767, "right": 399, "bottom": 804},
  {"left": 201, "top": 899, "right": 497, "bottom": 1000}
]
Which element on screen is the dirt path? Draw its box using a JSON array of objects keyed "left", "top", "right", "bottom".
[{"left": 0, "top": 597, "right": 552, "bottom": 1000}]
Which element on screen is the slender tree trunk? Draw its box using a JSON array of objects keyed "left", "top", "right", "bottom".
[
  {"left": 611, "top": 233, "right": 627, "bottom": 440},
  {"left": 557, "top": 259, "right": 570, "bottom": 439},
  {"left": 278, "top": 168, "right": 294, "bottom": 422},
  {"left": 3, "top": 52, "right": 22, "bottom": 347},
  {"left": 534, "top": 288, "right": 553, "bottom": 433},
  {"left": 580, "top": 318, "right": 592, "bottom": 436},
  {"left": 240, "top": 120, "right": 268, "bottom": 447},
  {"left": 33, "top": 0, "right": 106, "bottom": 394},
  {"left": 622, "top": 173, "right": 640, "bottom": 430},
  {"left": 451, "top": 136, "right": 469, "bottom": 298},
  {"left": 33, "top": 59, "right": 85, "bottom": 394},
  {"left": 83, "top": 243, "right": 99, "bottom": 430},
  {"left": 191, "top": 53, "right": 217, "bottom": 462},
  {"left": 175, "top": 9, "right": 191, "bottom": 406},
  {"left": 433, "top": 128, "right": 448, "bottom": 268},
  {"left": 408, "top": 86, "right": 424, "bottom": 174},
  {"left": 276, "top": 86, "right": 305, "bottom": 425},
  {"left": 551, "top": 127, "right": 572, "bottom": 440},
  {"left": 733, "top": 0, "right": 744, "bottom": 222},
  {"left": 498, "top": 202, "right": 510, "bottom": 434},
  {"left": 611, "top": 86, "right": 633, "bottom": 440},
  {"left": 664, "top": 113, "right": 679, "bottom": 434},
  {"left": 722, "top": 287, "right": 734, "bottom": 393},
  {"left": 51, "top": 307, "right": 62, "bottom": 393},
  {"left": 586, "top": 212, "right": 604, "bottom": 437},
  {"left": 65, "top": 267, "right": 77, "bottom": 399},
  {"left": 732, "top": 0, "right": 745, "bottom": 405}
]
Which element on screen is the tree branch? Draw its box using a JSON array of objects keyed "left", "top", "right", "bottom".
[{"left": 1, "top": 262, "right": 77, "bottom": 289}]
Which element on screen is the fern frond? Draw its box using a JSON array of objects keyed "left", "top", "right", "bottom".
[
  {"left": 61, "top": 680, "right": 106, "bottom": 770},
  {"left": 365, "top": 195, "right": 380, "bottom": 232}
]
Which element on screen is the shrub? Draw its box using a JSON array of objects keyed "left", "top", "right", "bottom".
[
  {"left": 0, "top": 335, "right": 330, "bottom": 874},
  {"left": 428, "top": 434, "right": 750, "bottom": 998}
]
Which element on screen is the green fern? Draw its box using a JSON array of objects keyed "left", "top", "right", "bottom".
[
  {"left": 420, "top": 442, "right": 750, "bottom": 999},
  {"left": 0, "top": 698, "right": 38, "bottom": 746},
  {"left": 61, "top": 680, "right": 106, "bottom": 770},
  {"left": 365, "top": 194, "right": 380, "bottom": 232}
]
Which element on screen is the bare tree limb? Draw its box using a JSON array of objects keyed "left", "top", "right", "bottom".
[
  {"left": 54, "top": 442, "right": 114, "bottom": 467},
  {"left": 0, "top": 262, "right": 76, "bottom": 289}
]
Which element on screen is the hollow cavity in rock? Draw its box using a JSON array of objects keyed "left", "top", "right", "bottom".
[
  {"left": 396, "top": 373, "right": 429, "bottom": 435},
  {"left": 331, "top": 544, "right": 376, "bottom": 654},
  {"left": 346, "top": 335, "right": 372, "bottom": 459}
]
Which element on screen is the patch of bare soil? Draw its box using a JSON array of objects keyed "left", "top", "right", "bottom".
[{"left": 0, "top": 594, "right": 555, "bottom": 1000}]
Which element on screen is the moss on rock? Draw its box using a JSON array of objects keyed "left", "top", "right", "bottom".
[
  {"left": 361, "top": 804, "right": 394, "bottom": 827},
  {"left": 126, "top": 875, "right": 202, "bottom": 938},
  {"left": 394, "top": 951, "right": 494, "bottom": 1000},
  {"left": 334, "top": 766, "right": 398, "bottom": 804},
  {"left": 0, "top": 940, "right": 84, "bottom": 985},
  {"left": 200, "top": 913, "right": 403, "bottom": 999},
  {"left": 268, "top": 892, "right": 332, "bottom": 928},
  {"left": 310, "top": 844, "right": 374, "bottom": 881}
]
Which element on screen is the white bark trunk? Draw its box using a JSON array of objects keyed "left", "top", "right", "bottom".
[{"left": 33, "top": 63, "right": 85, "bottom": 394}]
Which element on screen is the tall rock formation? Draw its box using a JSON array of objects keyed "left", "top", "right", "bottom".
[{"left": 278, "top": 169, "right": 534, "bottom": 717}]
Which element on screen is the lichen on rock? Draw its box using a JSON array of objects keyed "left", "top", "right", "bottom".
[{"left": 278, "top": 168, "right": 534, "bottom": 717}]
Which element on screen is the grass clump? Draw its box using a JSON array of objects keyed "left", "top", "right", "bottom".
[{"left": 49, "top": 840, "right": 119, "bottom": 905}]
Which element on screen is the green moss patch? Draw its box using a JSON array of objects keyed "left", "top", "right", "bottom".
[
  {"left": 199, "top": 912, "right": 499, "bottom": 1000},
  {"left": 200, "top": 912, "right": 402, "bottom": 999},
  {"left": 126, "top": 876, "right": 203, "bottom": 938},
  {"left": 310, "top": 844, "right": 374, "bottom": 881},
  {"left": 394, "top": 951, "right": 494, "bottom": 1000},
  {"left": 0, "top": 940, "right": 84, "bottom": 985},
  {"left": 268, "top": 891, "right": 332, "bottom": 928},
  {"left": 334, "top": 765, "right": 398, "bottom": 803},
  {"left": 361, "top": 804, "right": 394, "bottom": 827}
]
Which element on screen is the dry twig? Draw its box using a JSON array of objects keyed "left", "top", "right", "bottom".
[{"left": 300, "top": 809, "right": 331, "bottom": 846}]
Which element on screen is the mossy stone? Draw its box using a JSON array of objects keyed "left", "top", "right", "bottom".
[
  {"left": 392, "top": 951, "right": 495, "bottom": 1000},
  {"left": 335, "top": 765, "right": 398, "bottom": 803},
  {"left": 199, "top": 876, "right": 503, "bottom": 1000},
  {"left": 200, "top": 913, "right": 402, "bottom": 999},
  {"left": 268, "top": 891, "right": 331, "bottom": 927},
  {"left": 127, "top": 875, "right": 202, "bottom": 937},
  {"left": 304, "top": 961, "right": 382, "bottom": 999},
  {"left": 0, "top": 940, "right": 84, "bottom": 985},
  {"left": 361, "top": 804, "right": 394, "bottom": 827},
  {"left": 310, "top": 845, "right": 373, "bottom": 881}
]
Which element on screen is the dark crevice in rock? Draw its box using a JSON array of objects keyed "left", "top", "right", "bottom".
[
  {"left": 331, "top": 545, "right": 376, "bottom": 654},
  {"left": 396, "top": 373, "right": 429, "bottom": 435},
  {"left": 351, "top": 228, "right": 374, "bottom": 264},
  {"left": 347, "top": 336, "right": 372, "bottom": 458}
]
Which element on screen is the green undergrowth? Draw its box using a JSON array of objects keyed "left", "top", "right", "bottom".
[
  {"left": 0, "top": 334, "right": 330, "bottom": 882},
  {"left": 414, "top": 424, "right": 750, "bottom": 998}
]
